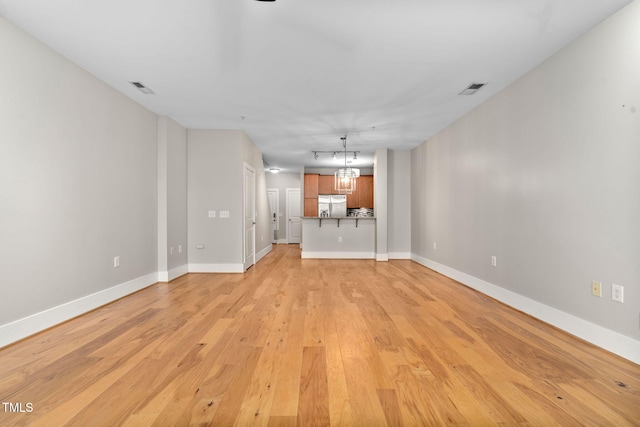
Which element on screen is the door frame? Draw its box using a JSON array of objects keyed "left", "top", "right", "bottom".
[
  {"left": 243, "top": 163, "right": 256, "bottom": 271},
  {"left": 267, "top": 188, "right": 279, "bottom": 243},
  {"left": 285, "top": 187, "right": 301, "bottom": 245}
]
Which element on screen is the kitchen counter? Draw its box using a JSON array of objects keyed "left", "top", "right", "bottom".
[{"left": 301, "top": 217, "right": 376, "bottom": 259}]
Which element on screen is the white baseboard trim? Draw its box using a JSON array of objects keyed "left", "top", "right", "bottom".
[
  {"left": 389, "top": 252, "right": 411, "bottom": 259},
  {"left": 376, "top": 254, "right": 389, "bottom": 262},
  {"left": 256, "top": 244, "right": 273, "bottom": 263},
  {"left": 410, "top": 254, "right": 640, "bottom": 365},
  {"left": 158, "top": 264, "right": 189, "bottom": 282},
  {"left": 277, "top": 239, "right": 289, "bottom": 244},
  {"left": 301, "top": 251, "right": 375, "bottom": 259},
  {"left": 0, "top": 272, "right": 158, "bottom": 349},
  {"left": 188, "top": 263, "right": 244, "bottom": 273}
]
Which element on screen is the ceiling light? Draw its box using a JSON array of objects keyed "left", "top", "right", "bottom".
[
  {"left": 353, "top": 152, "right": 358, "bottom": 160},
  {"left": 313, "top": 152, "right": 319, "bottom": 160},
  {"left": 331, "top": 152, "right": 337, "bottom": 160},
  {"left": 269, "top": 168, "right": 280, "bottom": 174},
  {"left": 334, "top": 135, "right": 359, "bottom": 195},
  {"left": 459, "top": 82, "right": 486, "bottom": 95},
  {"left": 129, "top": 81, "right": 155, "bottom": 94}
]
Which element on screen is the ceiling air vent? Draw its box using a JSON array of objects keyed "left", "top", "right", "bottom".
[
  {"left": 130, "top": 81, "right": 155, "bottom": 94},
  {"left": 459, "top": 82, "right": 486, "bottom": 95}
]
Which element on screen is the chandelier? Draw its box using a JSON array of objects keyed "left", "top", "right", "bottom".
[{"left": 334, "top": 135, "right": 360, "bottom": 194}]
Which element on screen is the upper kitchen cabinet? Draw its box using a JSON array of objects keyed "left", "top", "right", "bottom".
[
  {"left": 304, "top": 174, "right": 319, "bottom": 199},
  {"left": 358, "top": 176, "right": 374, "bottom": 208},
  {"left": 318, "top": 175, "right": 333, "bottom": 195},
  {"left": 345, "top": 175, "right": 374, "bottom": 208}
]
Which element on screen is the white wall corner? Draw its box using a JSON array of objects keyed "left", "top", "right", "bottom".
[
  {"left": 389, "top": 252, "right": 411, "bottom": 259},
  {"left": 162, "top": 264, "right": 189, "bottom": 282},
  {"left": 0, "top": 272, "right": 159, "bottom": 349},
  {"left": 256, "top": 244, "right": 273, "bottom": 263},
  {"left": 410, "top": 254, "right": 640, "bottom": 365}
]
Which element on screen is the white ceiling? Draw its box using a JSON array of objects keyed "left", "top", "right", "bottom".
[{"left": 0, "top": 0, "right": 632, "bottom": 172}]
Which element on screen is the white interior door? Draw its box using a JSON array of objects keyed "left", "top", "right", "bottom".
[
  {"left": 267, "top": 188, "right": 278, "bottom": 243},
  {"left": 243, "top": 164, "right": 256, "bottom": 271},
  {"left": 286, "top": 188, "right": 301, "bottom": 244}
]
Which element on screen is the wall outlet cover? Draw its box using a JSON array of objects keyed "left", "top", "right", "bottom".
[{"left": 612, "top": 284, "right": 624, "bottom": 303}]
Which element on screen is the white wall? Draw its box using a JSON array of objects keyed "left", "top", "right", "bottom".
[
  {"left": 410, "top": 2, "right": 640, "bottom": 361},
  {"left": 157, "top": 116, "right": 188, "bottom": 281},
  {"left": 240, "top": 132, "right": 272, "bottom": 260},
  {"left": 187, "top": 130, "right": 271, "bottom": 271},
  {"left": 0, "top": 18, "right": 158, "bottom": 342},
  {"left": 388, "top": 150, "right": 411, "bottom": 258}
]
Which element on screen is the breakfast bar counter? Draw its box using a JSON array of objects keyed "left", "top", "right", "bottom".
[{"left": 301, "top": 217, "right": 376, "bottom": 259}]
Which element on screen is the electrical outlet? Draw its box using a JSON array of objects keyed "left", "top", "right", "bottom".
[
  {"left": 612, "top": 284, "right": 624, "bottom": 303},
  {"left": 491, "top": 256, "right": 497, "bottom": 267},
  {"left": 113, "top": 256, "right": 120, "bottom": 268},
  {"left": 591, "top": 281, "right": 602, "bottom": 297}
]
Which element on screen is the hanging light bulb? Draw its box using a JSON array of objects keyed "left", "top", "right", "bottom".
[{"left": 334, "top": 135, "right": 359, "bottom": 194}]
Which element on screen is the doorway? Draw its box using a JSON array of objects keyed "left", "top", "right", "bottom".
[
  {"left": 286, "top": 188, "right": 301, "bottom": 244},
  {"left": 267, "top": 188, "right": 279, "bottom": 243}
]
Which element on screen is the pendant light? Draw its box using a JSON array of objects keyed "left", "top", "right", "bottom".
[{"left": 334, "top": 135, "right": 360, "bottom": 194}]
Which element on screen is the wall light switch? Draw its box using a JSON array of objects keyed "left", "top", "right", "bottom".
[
  {"left": 196, "top": 244, "right": 205, "bottom": 249},
  {"left": 113, "top": 256, "right": 120, "bottom": 268},
  {"left": 491, "top": 256, "right": 497, "bottom": 267},
  {"left": 220, "top": 211, "right": 230, "bottom": 218},
  {"left": 178, "top": 245, "right": 182, "bottom": 253},
  {"left": 208, "top": 210, "right": 216, "bottom": 218}
]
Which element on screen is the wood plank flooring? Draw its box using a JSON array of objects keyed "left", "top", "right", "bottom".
[{"left": 0, "top": 244, "right": 638, "bottom": 426}]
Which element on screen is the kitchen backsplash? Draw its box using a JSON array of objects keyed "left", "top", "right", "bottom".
[{"left": 347, "top": 208, "right": 374, "bottom": 217}]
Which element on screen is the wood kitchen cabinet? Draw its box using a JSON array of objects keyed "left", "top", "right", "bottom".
[
  {"left": 346, "top": 187, "right": 359, "bottom": 208},
  {"left": 304, "top": 174, "right": 319, "bottom": 198},
  {"left": 358, "top": 175, "right": 374, "bottom": 208},
  {"left": 305, "top": 173, "right": 373, "bottom": 213},
  {"left": 304, "top": 198, "right": 318, "bottom": 217},
  {"left": 318, "top": 175, "right": 333, "bottom": 195},
  {"left": 346, "top": 175, "right": 374, "bottom": 208}
]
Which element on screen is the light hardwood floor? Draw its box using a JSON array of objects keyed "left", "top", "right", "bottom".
[{"left": 0, "top": 244, "right": 638, "bottom": 426}]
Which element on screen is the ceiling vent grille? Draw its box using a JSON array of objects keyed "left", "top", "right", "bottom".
[
  {"left": 130, "top": 81, "right": 155, "bottom": 94},
  {"left": 459, "top": 82, "right": 486, "bottom": 95}
]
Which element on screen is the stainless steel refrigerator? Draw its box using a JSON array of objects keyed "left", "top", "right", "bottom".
[{"left": 318, "top": 194, "right": 347, "bottom": 217}]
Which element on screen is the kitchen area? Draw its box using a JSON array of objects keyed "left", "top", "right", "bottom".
[{"left": 301, "top": 172, "right": 376, "bottom": 259}]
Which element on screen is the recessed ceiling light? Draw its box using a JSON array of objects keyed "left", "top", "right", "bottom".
[
  {"left": 459, "top": 82, "right": 486, "bottom": 95},
  {"left": 130, "top": 81, "right": 155, "bottom": 94}
]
